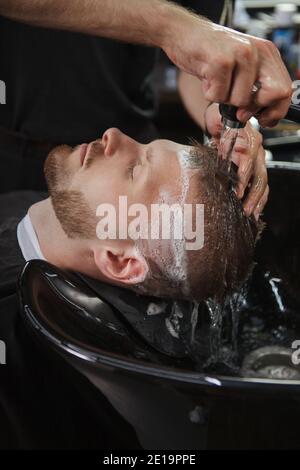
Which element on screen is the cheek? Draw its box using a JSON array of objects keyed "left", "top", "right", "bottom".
[{"left": 82, "top": 168, "right": 128, "bottom": 209}]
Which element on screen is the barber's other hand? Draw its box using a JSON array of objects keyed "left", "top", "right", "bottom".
[
  {"left": 231, "top": 123, "right": 268, "bottom": 221},
  {"left": 162, "top": 15, "right": 292, "bottom": 127},
  {"left": 205, "top": 103, "right": 268, "bottom": 221}
]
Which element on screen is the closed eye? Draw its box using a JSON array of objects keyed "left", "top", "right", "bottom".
[
  {"left": 127, "top": 163, "right": 135, "bottom": 179},
  {"left": 127, "top": 158, "right": 143, "bottom": 180},
  {"left": 127, "top": 148, "right": 152, "bottom": 181}
]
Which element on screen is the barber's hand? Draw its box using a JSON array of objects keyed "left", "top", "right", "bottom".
[
  {"left": 163, "top": 16, "right": 292, "bottom": 127},
  {"left": 205, "top": 103, "right": 269, "bottom": 221}
]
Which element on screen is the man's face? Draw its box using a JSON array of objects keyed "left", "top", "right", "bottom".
[
  {"left": 45, "top": 128, "right": 258, "bottom": 302},
  {"left": 48, "top": 127, "right": 193, "bottom": 217}
]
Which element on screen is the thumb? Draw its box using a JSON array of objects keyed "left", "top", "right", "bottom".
[{"left": 205, "top": 103, "right": 223, "bottom": 138}]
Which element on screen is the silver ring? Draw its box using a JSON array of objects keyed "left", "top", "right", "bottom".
[{"left": 252, "top": 80, "right": 262, "bottom": 94}]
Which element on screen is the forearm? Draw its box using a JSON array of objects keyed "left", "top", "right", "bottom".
[
  {"left": 178, "top": 71, "right": 211, "bottom": 130},
  {"left": 0, "top": 0, "right": 195, "bottom": 48}
]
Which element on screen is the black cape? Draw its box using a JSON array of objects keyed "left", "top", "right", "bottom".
[{"left": 0, "top": 191, "right": 140, "bottom": 449}]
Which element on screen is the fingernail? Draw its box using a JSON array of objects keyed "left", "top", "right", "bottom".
[
  {"left": 238, "top": 111, "right": 252, "bottom": 122},
  {"left": 259, "top": 119, "right": 267, "bottom": 128},
  {"left": 244, "top": 204, "right": 253, "bottom": 216},
  {"left": 254, "top": 210, "right": 260, "bottom": 221},
  {"left": 238, "top": 186, "right": 244, "bottom": 199}
]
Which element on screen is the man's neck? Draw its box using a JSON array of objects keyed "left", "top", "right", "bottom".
[{"left": 28, "top": 198, "right": 96, "bottom": 276}]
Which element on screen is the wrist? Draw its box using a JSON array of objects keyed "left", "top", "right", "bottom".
[{"left": 155, "top": 1, "right": 203, "bottom": 50}]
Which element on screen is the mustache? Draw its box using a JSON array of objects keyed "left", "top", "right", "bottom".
[{"left": 84, "top": 139, "right": 104, "bottom": 168}]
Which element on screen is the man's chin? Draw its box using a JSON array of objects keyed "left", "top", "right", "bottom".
[{"left": 44, "top": 144, "right": 73, "bottom": 191}]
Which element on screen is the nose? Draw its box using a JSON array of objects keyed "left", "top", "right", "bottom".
[{"left": 102, "top": 128, "right": 139, "bottom": 157}]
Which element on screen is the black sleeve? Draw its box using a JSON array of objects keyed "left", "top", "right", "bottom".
[{"left": 179, "top": 0, "right": 226, "bottom": 24}]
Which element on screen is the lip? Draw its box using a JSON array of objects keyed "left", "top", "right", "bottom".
[{"left": 80, "top": 143, "right": 89, "bottom": 167}]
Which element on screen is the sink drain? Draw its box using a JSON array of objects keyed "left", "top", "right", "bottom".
[{"left": 241, "top": 346, "right": 300, "bottom": 380}]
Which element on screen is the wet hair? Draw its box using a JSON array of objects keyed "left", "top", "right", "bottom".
[
  {"left": 185, "top": 143, "right": 264, "bottom": 301},
  {"left": 136, "top": 142, "right": 264, "bottom": 302}
]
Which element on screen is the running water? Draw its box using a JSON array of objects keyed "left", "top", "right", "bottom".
[
  {"left": 204, "top": 290, "right": 247, "bottom": 368},
  {"left": 165, "top": 301, "right": 184, "bottom": 339},
  {"left": 162, "top": 276, "right": 294, "bottom": 377},
  {"left": 163, "top": 295, "right": 243, "bottom": 369},
  {"left": 229, "top": 289, "right": 247, "bottom": 354},
  {"left": 218, "top": 127, "right": 240, "bottom": 172},
  {"left": 190, "top": 302, "right": 199, "bottom": 344},
  {"left": 205, "top": 299, "right": 224, "bottom": 363}
]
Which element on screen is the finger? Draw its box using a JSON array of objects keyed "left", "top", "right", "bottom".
[
  {"left": 232, "top": 132, "right": 250, "bottom": 154},
  {"left": 201, "top": 59, "right": 233, "bottom": 103},
  {"left": 236, "top": 103, "right": 262, "bottom": 123},
  {"left": 231, "top": 128, "right": 260, "bottom": 198},
  {"left": 228, "top": 49, "right": 258, "bottom": 107},
  {"left": 235, "top": 151, "right": 254, "bottom": 199},
  {"left": 204, "top": 103, "right": 223, "bottom": 138},
  {"left": 238, "top": 42, "right": 292, "bottom": 124},
  {"left": 252, "top": 48, "right": 292, "bottom": 125},
  {"left": 212, "top": 123, "right": 223, "bottom": 140},
  {"left": 243, "top": 147, "right": 268, "bottom": 215},
  {"left": 256, "top": 99, "right": 291, "bottom": 127},
  {"left": 218, "top": 128, "right": 240, "bottom": 160},
  {"left": 253, "top": 184, "right": 269, "bottom": 221}
]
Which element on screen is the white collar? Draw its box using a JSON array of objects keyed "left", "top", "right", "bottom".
[{"left": 17, "top": 213, "right": 46, "bottom": 261}]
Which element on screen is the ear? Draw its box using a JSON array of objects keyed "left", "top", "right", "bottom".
[{"left": 93, "top": 245, "right": 148, "bottom": 285}]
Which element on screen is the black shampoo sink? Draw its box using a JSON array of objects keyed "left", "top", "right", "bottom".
[{"left": 19, "top": 162, "right": 300, "bottom": 449}]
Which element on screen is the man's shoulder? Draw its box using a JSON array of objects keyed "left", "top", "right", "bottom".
[
  {"left": 0, "top": 191, "right": 46, "bottom": 294},
  {"left": 0, "top": 215, "right": 25, "bottom": 293}
]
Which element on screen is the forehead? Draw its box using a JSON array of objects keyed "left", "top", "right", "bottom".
[
  {"left": 75, "top": 139, "right": 205, "bottom": 209},
  {"left": 144, "top": 140, "right": 203, "bottom": 193}
]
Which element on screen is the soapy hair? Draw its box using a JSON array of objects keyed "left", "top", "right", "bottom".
[
  {"left": 45, "top": 142, "right": 263, "bottom": 302},
  {"left": 185, "top": 143, "right": 263, "bottom": 301},
  {"left": 134, "top": 142, "right": 263, "bottom": 302}
]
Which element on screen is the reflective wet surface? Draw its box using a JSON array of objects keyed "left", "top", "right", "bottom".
[{"left": 241, "top": 346, "right": 300, "bottom": 380}]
